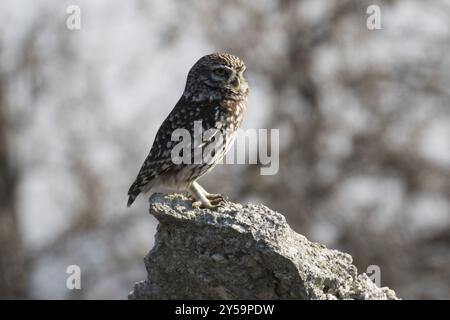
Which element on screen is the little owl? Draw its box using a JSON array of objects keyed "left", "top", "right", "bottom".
[{"left": 127, "top": 53, "right": 248, "bottom": 209}]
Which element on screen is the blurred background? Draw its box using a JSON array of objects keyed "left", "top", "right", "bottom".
[{"left": 1, "top": 0, "right": 449, "bottom": 299}]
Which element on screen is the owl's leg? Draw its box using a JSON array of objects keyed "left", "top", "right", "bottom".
[
  {"left": 188, "top": 181, "right": 224, "bottom": 208},
  {"left": 196, "top": 183, "right": 226, "bottom": 203},
  {"left": 188, "top": 182, "right": 214, "bottom": 209}
]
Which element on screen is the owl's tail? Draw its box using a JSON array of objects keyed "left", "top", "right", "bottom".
[
  {"left": 127, "top": 181, "right": 141, "bottom": 207},
  {"left": 127, "top": 178, "right": 155, "bottom": 207}
]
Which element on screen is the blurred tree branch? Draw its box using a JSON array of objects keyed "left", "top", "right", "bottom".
[{"left": 0, "top": 68, "right": 28, "bottom": 299}]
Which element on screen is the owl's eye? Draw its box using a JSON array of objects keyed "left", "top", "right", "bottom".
[{"left": 213, "top": 68, "right": 227, "bottom": 77}]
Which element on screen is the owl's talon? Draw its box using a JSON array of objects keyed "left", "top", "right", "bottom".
[
  {"left": 191, "top": 201, "right": 202, "bottom": 209},
  {"left": 206, "top": 193, "right": 226, "bottom": 202},
  {"left": 191, "top": 200, "right": 217, "bottom": 209},
  {"left": 203, "top": 189, "right": 227, "bottom": 207},
  {"left": 189, "top": 182, "right": 227, "bottom": 209},
  {"left": 209, "top": 197, "right": 226, "bottom": 206}
]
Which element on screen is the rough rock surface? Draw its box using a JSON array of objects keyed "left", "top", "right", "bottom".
[{"left": 129, "top": 193, "right": 398, "bottom": 300}]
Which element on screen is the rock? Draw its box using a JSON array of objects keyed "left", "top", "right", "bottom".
[{"left": 128, "top": 193, "right": 398, "bottom": 300}]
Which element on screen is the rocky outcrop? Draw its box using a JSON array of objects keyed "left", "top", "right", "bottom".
[{"left": 129, "top": 193, "right": 397, "bottom": 300}]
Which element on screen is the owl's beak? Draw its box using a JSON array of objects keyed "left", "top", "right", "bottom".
[{"left": 231, "top": 76, "right": 240, "bottom": 89}]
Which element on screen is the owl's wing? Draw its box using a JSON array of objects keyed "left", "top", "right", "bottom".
[{"left": 127, "top": 98, "right": 220, "bottom": 206}]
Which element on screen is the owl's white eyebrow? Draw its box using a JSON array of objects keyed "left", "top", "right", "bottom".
[{"left": 212, "top": 65, "right": 232, "bottom": 70}]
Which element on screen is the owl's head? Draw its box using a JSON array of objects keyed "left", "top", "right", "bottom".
[{"left": 184, "top": 53, "right": 248, "bottom": 101}]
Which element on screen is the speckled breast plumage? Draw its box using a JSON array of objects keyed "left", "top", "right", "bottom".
[{"left": 158, "top": 97, "right": 246, "bottom": 189}]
